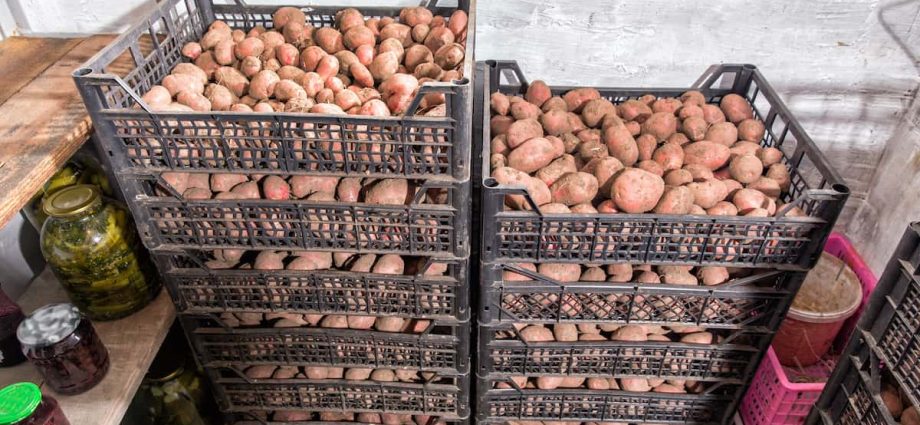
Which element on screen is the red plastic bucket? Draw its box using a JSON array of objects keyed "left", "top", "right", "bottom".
[{"left": 772, "top": 251, "right": 864, "bottom": 367}]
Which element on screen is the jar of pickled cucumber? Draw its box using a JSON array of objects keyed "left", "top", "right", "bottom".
[
  {"left": 39, "top": 185, "right": 160, "bottom": 321},
  {"left": 24, "top": 154, "right": 112, "bottom": 232}
]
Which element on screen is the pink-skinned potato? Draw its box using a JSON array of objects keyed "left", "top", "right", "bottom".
[
  {"left": 507, "top": 137, "right": 558, "bottom": 173},
  {"left": 701, "top": 104, "right": 726, "bottom": 124},
  {"left": 550, "top": 172, "right": 599, "bottom": 206},
  {"left": 563, "top": 88, "right": 601, "bottom": 112},
  {"left": 492, "top": 167, "right": 551, "bottom": 209},
  {"left": 511, "top": 101, "right": 542, "bottom": 121},
  {"left": 582, "top": 98, "right": 617, "bottom": 128},
  {"left": 705, "top": 122, "right": 739, "bottom": 147},
  {"left": 687, "top": 179, "right": 728, "bottom": 209},
  {"left": 652, "top": 143, "right": 684, "bottom": 171},
  {"left": 583, "top": 156, "right": 624, "bottom": 194},
  {"left": 654, "top": 186, "right": 695, "bottom": 215},
  {"left": 618, "top": 99, "right": 652, "bottom": 122},
  {"left": 506, "top": 119, "right": 544, "bottom": 149},
  {"left": 536, "top": 154, "right": 578, "bottom": 187},
  {"left": 664, "top": 169, "right": 693, "bottom": 186},
  {"left": 683, "top": 141, "right": 731, "bottom": 170},
  {"left": 611, "top": 168, "right": 665, "bottom": 213},
  {"left": 636, "top": 134, "right": 657, "bottom": 161},
  {"left": 603, "top": 118, "right": 639, "bottom": 166},
  {"left": 729, "top": 155, "right": 764, "bottom": 184},
  {"left": 642, "top": 112, "right": 678, "bottom": 140},
  {"left": 525, "top": 80, "right": 552, "bottom": 107},
  {"left": 720, "top": 93, "right": 754, "bottom": 123},
  {"left": 262, "top": 175, "right": 291, "bottom": 200},
  {"left": 738, "top": 119, "right": 766, "bottom": 142}
]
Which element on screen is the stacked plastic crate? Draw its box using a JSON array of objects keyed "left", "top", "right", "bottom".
[
  {"left": 473, "top": 61, "right": 850, "bottom": 424},
  {"left": 73, "top": 1, "right": 475, "bottom": 423},
  {"left": 808, "top": 223, "right": 920, "bottom": 424}
]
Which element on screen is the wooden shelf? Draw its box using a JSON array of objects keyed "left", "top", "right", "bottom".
[
  {"left": 0, "top": 35, "right": 116, "bottom": 229},
  {"left": 0, "top": 268, "right": 176, "bottom": 425}
]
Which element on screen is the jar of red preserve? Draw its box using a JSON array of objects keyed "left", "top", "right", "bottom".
[
  {"left": 0, "top": 286, "right": 26, "bottom": 367},
  {"left": 0, "top": 382, "right": 70, "bottom": 425},
  {"left": 16, "top": 304, "right": 109, "bottom": 395}
]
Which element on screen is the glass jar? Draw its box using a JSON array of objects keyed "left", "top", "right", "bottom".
[
  {"left": 123, "top": 326, "right": 216, "bottom": 425},
  {"left": 24, "top": 155, "right": 113, "bottom": 232},
  {"left": 17, "top": 304, "right": 109, "bottom": 395},
  {"left": 40, "top": 185, "right": 160, "bottom": 321},
  {"left": 0, "top": 287, "right": 26, "bottom": 367},
  {"left": 0, "top": 382, "right": 70, "bottom": 425}
]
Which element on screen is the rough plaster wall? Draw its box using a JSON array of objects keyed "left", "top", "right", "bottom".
[
  {"left": 848, "top": 89, "right": 920, "bottom": 274},
  {"left": 9, "top": 0, "right": 158, "bottom": 35},
  {"left": 475, "top": 0, "right": 920, "bottom": 227}
]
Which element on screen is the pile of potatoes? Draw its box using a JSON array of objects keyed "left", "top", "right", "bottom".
[
  {"left": 496, "top": 324, "right": 719, "bottom": 392},
  {"left": 247, "top": 409, "right": 449, "bottom": 424},
  {"left": 160, "top": 172, "right": 446, "bottom": 205},
  {"left": 504, "top": 263, "right": 739, "bottom": 286},
  {"left": 490, "top": 84, "right": 807, "bottom": 218},
  {"left": 881, "top": 376, "right": 919, "bottom": 425},
  {"left": 201, "top": 247, "right": 447, "bottom": 275},
  {"left": 142, "top": 6, "right": 467, "bottom": 116},
  {"left": 218, "top": 310, "right": 432, "bottom": 331}
]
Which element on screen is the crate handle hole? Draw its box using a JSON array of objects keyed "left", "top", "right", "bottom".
[
  {"left": 75, "top": 68, "right": 93, "bottom": 76},
  {"left": 832, "top": 183, "right": 850, "bottom": 195},
  {"left": 483, "top": 178, "right": 498, "bottom": 188}
]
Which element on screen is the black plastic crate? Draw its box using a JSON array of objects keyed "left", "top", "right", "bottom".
[
  {"left": 156, "top": 249, "right": 470, "bottom": 321},
  {"left": 181, "top": 314, "right": 470, "bottom": 375},
  {"left": 475, "top": 61, "right": 849, "bottom": 270},
  {"left": 809, "top": 333, "right": 895, "bottom": 425},
  {"left": 479, "top": 262, "right": 804, "bottom": 329},
  {"left": 476, "top": 376, "right": 737, "bottom": 424},
  {"left": 477, "top": 323, "right": 766, "bottom": 384},
  {"left": 226, "top": 412, "right": 469, "bottom": 425},
  {"left": 120, "top": 173, "right": 470, "bottom": 256},
  {"left": 206, "top": 368, "right": 470, "bottom": 419},
  {"left": 73, "top": 0, "right": 475, "bottom": 182}
]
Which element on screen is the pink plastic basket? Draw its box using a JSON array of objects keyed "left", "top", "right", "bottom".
[{"left": 739, "top": 233, "right": 877, "bottom": 425}]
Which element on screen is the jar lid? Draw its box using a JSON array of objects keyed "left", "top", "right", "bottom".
[
  {"left": 17, "top": 303, "right": 81, "bottom": 347},
  {"left": 0, "top": 382, "right": 42, "bottom": 424},
  {"left": 43, "top": 184, "right": 100, "bottom": 217}
]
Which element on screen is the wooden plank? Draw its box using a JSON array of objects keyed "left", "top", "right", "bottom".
[
  {"left": 0, "top": 268, "right": 176, "bottom": 425},
  {"left": 0, "top": 35, "right": 116, "bottom": 229},
  {"left": 0, "top": 37, "right": 82, "bottom": 104}
]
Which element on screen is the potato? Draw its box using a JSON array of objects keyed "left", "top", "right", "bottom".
[
  {"left": 621, "top": 378, "right": 652, "bottom": 392},
  {"left": 603, "top": 119, "right": 639, "bottom": 166},
  {"left": 662, "top": 271, "right": 698, "bottom": 285},
  {"left": 552, "top": 324, "right": 579, "bottom": 342},
  {"left": 611, "top": 168, "right": 665, "bottom": 213},
  {"left": 434, "top": 43, "right": 465, "bottom": 70},
  {"left": 506, "top": 118, "right": 544, "bottom": 149},
  {"left": 320, "top": 315, "right": 349, "bottom": 329},
  {"left": 654, "top": 383, "right": 687, "bottom": 394},
  {"left": 635, "top": 134, "right": 657, "bottom": 161},
  {"left": 720, "top": 93, "right": 754, "bottom": 123},
  {"left": 181, "top": 42, "right": 202, "bottom": 60},
  {"left": 701, "top": 104, "right": 726, "bottom": 124},
  {"left": 491, "top": 92, "right": 511, "bottom": 116},
  {"left": 730, "top": 141, "right": 761, "bottom": 158},
  {"left": 902, "top": 407, "right": 919, "bottom": 425},
  {"left": 618, "top": 99, "right": 652, "bottom": 122},
  {"left": 680, "top": 90, "right": 706, "bottom": 106},
  {"left": 288, "top": 252, "right": 332, "bottom": 271},
  {"left": 183, "top": 188, "right": 211, "bottom": 200},
  {"left": 681, "top": 116, "right": 709, "bottom": 141},
  {"left": 210, "top": 174, "right": 248, "bottom": 192},
  {"left": 492, "top": 167, "right": 551, "bottom": 209},
  {"left": 526, "top": 80, "right": 552, "bottom": 107},
  {"left": 579, "top": 267, "right": 606, "bottom": 282},
  {"left": 370, "top": 368, "right": 396, "bottom": 382},
  {"left": 637, "top": 271, "right": 661, "bottom": 284},
  {"left": 141, "top": 85, "right": 171, "bottom": 108},
  {"left": 563, "top": 88, "right": 600, "bottom": 112},
  {"left": 539, "top": 203, "right": 571, "bottom": 214},
  {"left": 664, "top": 169, "right": 693, "bottom": 186},
  {"left": 687, "top": 180, "right": 728, "bottom": 209},
  {"left": 683, "top": 141, "right": 731, "bottom": 170},
  {"left": 162, "top": 73, "right": 204, "bottom": 96},
  {"left": 541, "top": 96, "right": 567, "bottom": 112},
  {"left": 261, "top": 175, "right": 290, "bottom": 200},
  {"left": 729, "top": 155, "right": 764, "bottom": 184},
  {"left": 510, "top": 101, "right": 541, "bottom": 121},
  {"left": 584, "top": 157, "right": 624, "bottom": 194},
  {"left": 732, "top": 188, "right": 767, "bottom": 213},
  {"left": 582, "top": 98, "right": 617, "bottom": 128},
  {"left": 642, "top": 112, "right": 678, "bottom": 140},
  {"left": 365, "top": 179, "right": 409, "bottom": 205},
  {"left": 229, "top": 181, "right": 259, "bottom": 199},
  {"left": 679, "top": 104, "right": 704, "bottom": 120},
  {"left": 680, "top": 332, "right": 714, "bottom": 344},
  {"left": 273, "top": 6, "right": 306, "bottom": 28},
  {"left": 766, "top": 163, "right": 792, "bottom": 191},
  {"left": 756, "top": 147, "right": 783, "bottom": 167},
  {"left": 748, "top": 177, "right": 781, "bottom": 198},
  {"left": 520, "top": 325, "right": 554, "bottom": 342},
  {"left": 550, "top": 172, "right": 598, "bottom": 206},
  {"left": 654, "top": 186, "right": 694, "bottom": 215},
  {"left": 737, "top": 119, "right": 765, "bottom": 142},
  {"left": 538, "top": 263, "right": 582, "bottom": 282},
  {"left": 376, "top": 317, "right": 405, "bottom": 332},
  {"left": 252, "top": 251, "right": 283, "bottom": 271},
  {"left": 652, "top": 143, "right": 684, "bottom": 171},
  {"left": 587, "top": 378, "right": 611, "bottom": 390},
  {"left": 637, "top": 160, "right": 664, "bottom": 176},
  {"left": 707, "top": 201, "right": 738, "bottom": 216},
  {"left": 698, "top": 267, "right": 729, "bottom": 286},
  {"left": 611, "top": 325, "right": 648, "bottom": 342},
  {"left": 508, "top": 137, "right": 558, "bottom": 173},
  {"left": 372, "top": 254, "right": 405, "bottom": 275},
  {"left": 536, "top": 155, "right": 578, "bottom": 187},
  {"left": 245, "top": 365, "right": 277, "bottom": 379},
  {"left": 535, "top": 376, "right": 564, "bottom": 390}
]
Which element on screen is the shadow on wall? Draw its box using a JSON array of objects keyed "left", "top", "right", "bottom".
[{"left": 879, "top": 0, "right": 920, "bottom": 75}]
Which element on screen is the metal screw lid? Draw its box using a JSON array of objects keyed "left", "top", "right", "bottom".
[
  {"left": 17, "top": 303, "right": 82, "bottom": 348},
  {"left": 0, "top": 382, "right": 42, "bottom": 424},
  {"left": 42, "top": 184, "right": 100, "bottom": 218}
]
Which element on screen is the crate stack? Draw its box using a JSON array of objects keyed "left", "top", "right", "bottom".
[
  {"left": 473, "top": 61, "right": 850, "bottom": 424},
  {"left": 808, "top": 223, "right": 920, "bottom": 424},
  {"left": 73, "top": 0, "right": 476, "bottom": 424}
]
